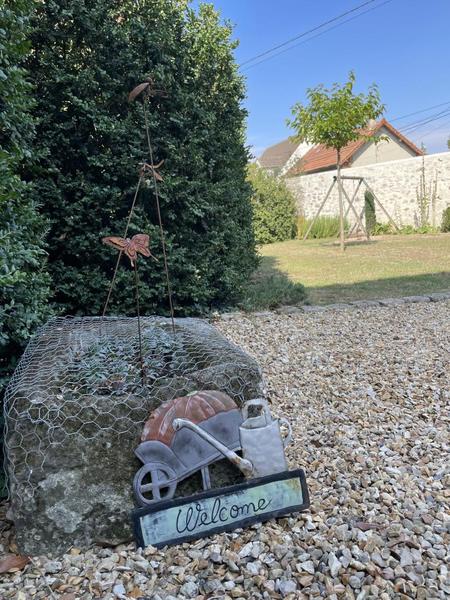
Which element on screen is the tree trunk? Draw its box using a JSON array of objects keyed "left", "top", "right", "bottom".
[{"left": 336, "top": 148, "right": 345, "bottom": 251}]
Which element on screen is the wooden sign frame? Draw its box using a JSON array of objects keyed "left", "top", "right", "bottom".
[{"left": 131, "top": 469, "right": 309, "bottom": 549}]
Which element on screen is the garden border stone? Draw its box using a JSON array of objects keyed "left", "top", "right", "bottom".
[{"left": 217, "top": 290, "right": 450, "bottom": 319}]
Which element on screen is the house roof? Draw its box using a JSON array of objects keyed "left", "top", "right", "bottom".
[
  {"left": 258, "top": 138, "right": 299, "bottom": 169},
  {"left": 285, "top": 118, "right": 424, "bottom": 176}
]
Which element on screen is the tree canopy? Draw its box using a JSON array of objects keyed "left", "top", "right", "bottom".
[{"left": 287, "top": 71, "right": 385, "bottom": 153}]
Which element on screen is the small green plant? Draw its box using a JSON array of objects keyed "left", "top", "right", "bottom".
[
  {"left": 364, "top": 190, "right": 376, "bottom": 234},
  {"left": 239, "top": 272, "right": 306, "bottom": 311},
  {"left": 372, "top": 222, "right": 439, "bottom": 236},
  {"left": 441, "top": 207, "right": 450, "bottom": 232},
  {"left": 415, "top": 157, "right": 438, "bottom": 228},
  {"left": 69, "top": 329, "right": 187, "bottom": 396},
  {"left": 297, "top": 215, "right": 349, "bottom": 239},
  {"left": 248, "top": 164, "right": 297, "bottom": 245},
  {"left": 372, "top": 222, "right": 394, "bottom": 235}
]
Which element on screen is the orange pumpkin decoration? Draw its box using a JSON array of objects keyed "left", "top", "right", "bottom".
[{"left": 141, "top": 390, "right": 238, "bottom": 445}]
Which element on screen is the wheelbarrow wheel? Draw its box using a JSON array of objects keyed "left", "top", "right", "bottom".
[{"left": 133, "top": 462, "right": 177, "bottom": 506}]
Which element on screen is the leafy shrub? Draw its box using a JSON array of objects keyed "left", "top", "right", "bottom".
[
  {"left": 239, "top": 271, "right": 306, "bottom": 312},
  {"left": 27, "top": 1, "right": 257, "bottom": 317},
  {"left": 364, "top": 190, "right": 376, "bottom": 234},
  {"left": 297, "top": 215, "right": 349, "bottom": 239},
  {"left": 372, "top": 222, "right": 394, "bottom": 235},
  {"left": 247, "top": 164, "right": 297, "bottom": 245},
  {"left": 0, "top": 0, "right": 51, "bottom": 496},
  {"left": 372, "top": 223, "right": 439, "bottom": 235},
  {"left": 413, "top": 225, "right": 439, "bottom": 234},
  {"left": 441, "top": 207, "right": 450, "bottom": 232}
]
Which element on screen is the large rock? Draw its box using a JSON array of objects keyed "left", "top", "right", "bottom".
[{"left": 4, "top": 316, "right": 262, "bottom": 556}]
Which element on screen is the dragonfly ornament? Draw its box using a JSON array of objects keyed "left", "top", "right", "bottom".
[
  {"left": 128, "top": 78, "right": 168, "bottom": 103},
  {"left": 139, "top": 160, "right": 164, "bottom": 182}
]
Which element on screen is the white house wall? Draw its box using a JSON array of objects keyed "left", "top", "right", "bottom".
[
  {"left": 285, "top": 152, "right": 450, "bottom": 227},
  {"left": 280, "top": 141, "right": 314, "bottom": 176},
  {"left": 351, "top": 126, "right": 418, "bottom": 167}
]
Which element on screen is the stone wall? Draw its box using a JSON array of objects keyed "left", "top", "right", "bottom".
[{"left": 286, "top": 152, "right": 450, "bottom": 227}]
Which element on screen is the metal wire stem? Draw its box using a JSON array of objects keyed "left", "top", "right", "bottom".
[
  {"left": 134, "top": 261, "right": 146, "bottom": 384},
  {"left": 101, "top": 176, "right": 144, "bottom": 320},
  {"left": 143, "top": 98, "right": 176, "bottom": 333}
]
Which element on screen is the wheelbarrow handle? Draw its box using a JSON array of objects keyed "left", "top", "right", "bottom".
[
  {"left": 173, "top": 418, "right": 254, "bottom": 477},
  {"left": 278, "top": 417, "right": 292, "bottom": 448}
]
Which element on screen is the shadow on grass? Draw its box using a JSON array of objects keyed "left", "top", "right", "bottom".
[
  {"left": 317, "top": 238, "right": 379, "bottom": 248},
  {"left": 252, "top": 254, "right": 450, "bottom": 307},
  {"left": 307, "top": 271, "right": 450, "bottom": 305}
]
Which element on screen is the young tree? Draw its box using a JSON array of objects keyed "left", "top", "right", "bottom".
[
  {"left": 287, "top": 71, "right": 384, "bottom": 250},
  {"left": 27, "top": 0, "right": 256, "bottom": 316}
]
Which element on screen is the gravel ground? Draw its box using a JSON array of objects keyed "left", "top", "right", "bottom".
[{"left": 1, "top": 301, "right": 449, "bottom": 599}]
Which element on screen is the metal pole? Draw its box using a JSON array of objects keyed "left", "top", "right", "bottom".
[
  {"left": 102, "top": 177, "right": 144, "bottom": 320},
  {"left": 143, "top": 98, "right": 176, "bottom": 333},
  {"left": 134, "top": 261, "right": 146, "bottom": 384}
]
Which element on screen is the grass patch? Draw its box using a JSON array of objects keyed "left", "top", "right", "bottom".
[{"left": 258, "top": 233, "right": 450, "bottom": 305}]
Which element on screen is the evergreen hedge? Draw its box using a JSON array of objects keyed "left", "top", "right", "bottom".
[
  {"left": 28, "top": 0, "right": 257, "bottom": 317},
  {"left": 0, "top": 0, "right": 51, "bottom": 390},
  {"left": 364, "top": 190, "right": 376, "bottom": 234},
  {"left": 441, "top": 207, "right": 450, "bottom": 233},
  {"left": 0, "top": 0, "right": 51, "bottom": 495}
]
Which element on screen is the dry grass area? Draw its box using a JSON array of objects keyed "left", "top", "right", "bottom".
[{"left": 259, "top": 233, "right": 450, "bottom": 305}]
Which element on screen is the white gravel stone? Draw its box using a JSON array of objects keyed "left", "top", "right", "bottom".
[
  {"left": 299, "top": 560, "right": 315, "bottom": 574},
  {"left": 1, "top": 301, "right": 448, "bottom": 599},
  {"left": 329, "top": 552, "right": 341, "bottom": 577}
]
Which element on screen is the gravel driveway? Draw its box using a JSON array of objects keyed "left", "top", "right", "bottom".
[{"left": 1, "top": 301, "right": 449, "bottom": 599}]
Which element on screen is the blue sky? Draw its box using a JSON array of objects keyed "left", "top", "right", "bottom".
[{"left": 196, "top": 0, "right": 450, "bottom": 157}]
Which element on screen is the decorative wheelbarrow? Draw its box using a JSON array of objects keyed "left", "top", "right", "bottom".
[{"left": 133, "top": 390, "right": 292, "bottom": 506}]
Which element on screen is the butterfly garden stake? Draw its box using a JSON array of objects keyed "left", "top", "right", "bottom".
[
  {"left": 101, "top": 77, "right": 176, "bottom": 382},
  {"left": 129, "top": 78, "right": 175, "bottom": 333},
  {"left": 102, "top": 233, "right": 157, "bottom": 383}
]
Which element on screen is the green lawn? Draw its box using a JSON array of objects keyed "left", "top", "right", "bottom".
[{"left": 259, "top": 233, "right": 450, "bottom": 305}]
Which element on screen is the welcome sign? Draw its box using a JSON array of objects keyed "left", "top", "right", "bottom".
[{"left": 132, "top": 469, "right": 309, "bottom": 548}]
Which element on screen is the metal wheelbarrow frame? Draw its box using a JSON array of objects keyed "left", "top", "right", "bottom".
[{"left": 134, "top": 408, "right": 243, "bottom": 506}]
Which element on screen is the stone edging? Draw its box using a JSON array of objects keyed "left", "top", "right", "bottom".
[{"left": 218, "top": 291, "right": 450, "bottom": 319}]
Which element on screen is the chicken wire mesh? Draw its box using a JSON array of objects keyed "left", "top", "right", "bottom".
[{"left": 3, "top": 316, "right": 263, "bottom": 516}]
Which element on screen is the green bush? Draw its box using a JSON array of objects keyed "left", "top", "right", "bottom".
[
  {"left": 372, "top": 223, "right": 439, "bottom": 236},
  {"left": 239, "top": 271, "right": 306, "bottom": 312},
  {"left": 27, "top": 0, "right": 257, "bottom": 317},
  {"left": 0, "top": 0, "right": 51, "bottom": 496},
  {"left": 247, "top": 164, "right": 297, "bottom": 245},
  {"left": 372, "top": 222, "right": 394, "bottom": 235},
  {"left": 364, "top": 190, "right": 376, "bottom": 234},
  {"left": 441, "top": 207, "right": 450, "bottom": 232},
  {"left": 297, "top": 215, "right": 349, "bottom": 239}
]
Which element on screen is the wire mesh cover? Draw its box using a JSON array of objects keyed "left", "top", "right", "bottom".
[{"left": 3, "top": 316, "right": 262, "bottom": 555}]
